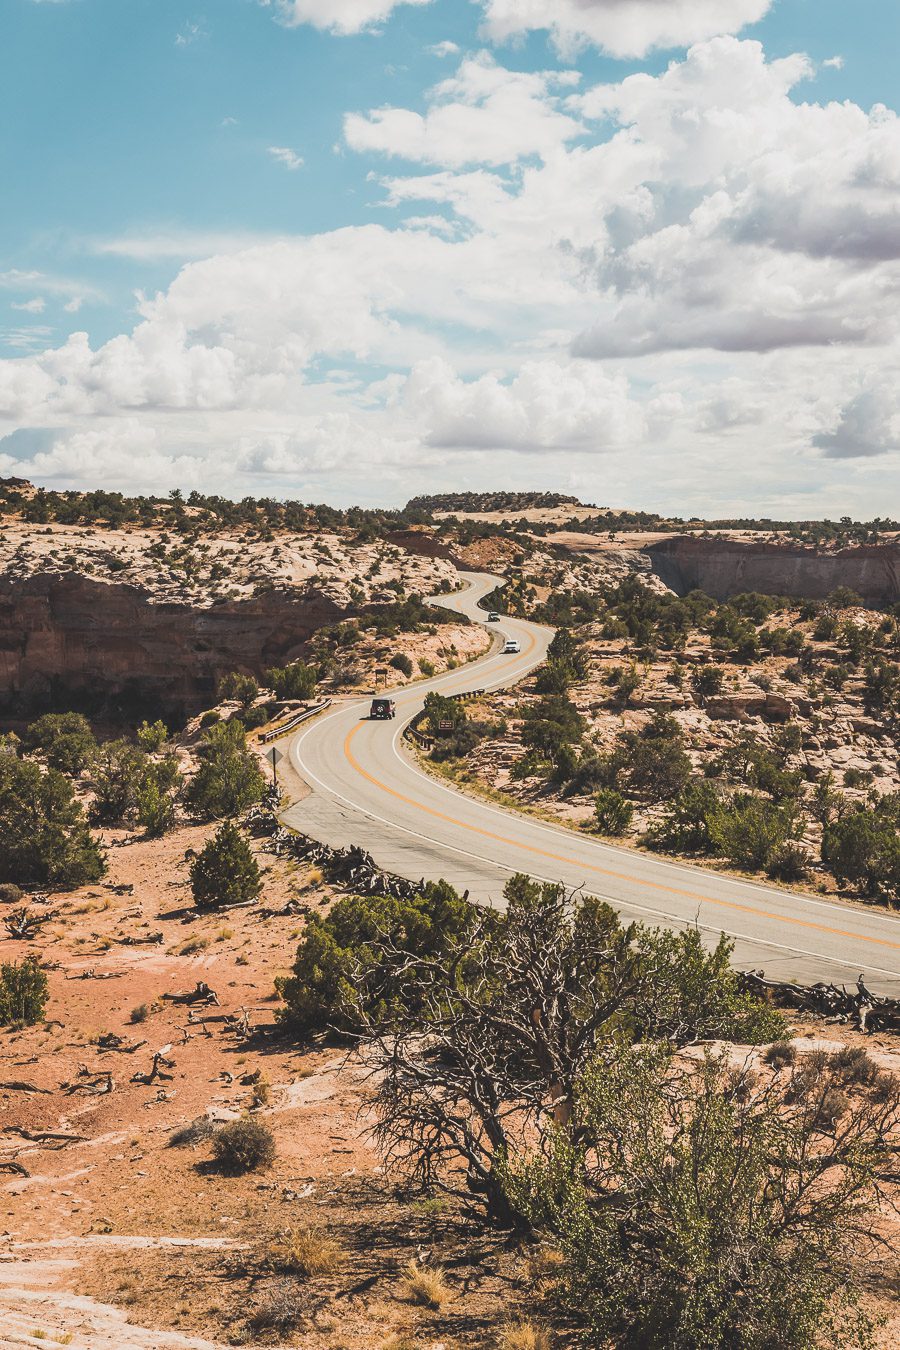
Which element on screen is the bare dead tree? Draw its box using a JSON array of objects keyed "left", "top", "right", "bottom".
[{"left": 358, "top": 875, "right": 780, "bottom": 1228}]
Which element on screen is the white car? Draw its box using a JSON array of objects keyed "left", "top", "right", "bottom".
[{"left": 503, "top": 638, "right": 521, "bottom": 654}]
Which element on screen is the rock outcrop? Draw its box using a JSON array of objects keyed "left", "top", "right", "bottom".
[
  {"left": 0, "top": 573, "right": 348, "bottom": 711},
  {"left": 646, "top": 537, "right": 900, "bottom": 605}
]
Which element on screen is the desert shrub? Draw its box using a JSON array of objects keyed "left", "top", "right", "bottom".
[
  {"left": 168, "top": 1115, "right": 217, "bottom": 1149},
  {"left": 828, "top": 586, "right": 863, "bottom": 609},
  {"left": 267, "top": 660, "right": 317, "bottom": 700},
  {"left": 0, "top": 756, "right": 105, "bottom": 888},
  {"left": 390, "top": 652, "right": 414, "bottom": 677},
  {"left": 505, "top": 1046, "right": 898, "bottom": 1350},
  {"left": 279, "top": 880, "right": 475, "bottom": 1035},
  {"left": 843, "top": 766, "right": 874, "bottom": 789},
  {"left": 822, "top": 800, "right": 900, "bottom": 897},
  {"left": 828, "top": 1046, "right": 881, "bottom": 1089},
  {"left": 766, "top": 841, "right": 811, "bottom": 883},
  {"left": 621, "top": 733, "right": 692, "bottom": 801},
  {"left": 519, "top": 695, "right": 585, "bottom": 757},
  {"left": 211, "top": 1118, "right": 275, "bottom": 1173},
  {"left": 233, "top": 704, "right": 270, "bottom": 731},
  {"left": 91, "top": 741, "right": 181, "bottom": 831},
  {"left": 136, "top": 719, "right": 168, "bottom": 752},
  {"left": 593, "top": 788, "right": 633, "bottom": 835},
  {"left": 247, "top": 1284, "right": 305, "bottom": 1335},
  {"left": 862, "top": 658, "right": 900, "bottom": 713},
  {"left": 184, "top": 720, "right": 266, "bottom": 819},
  {"left": 190, "top": 821, "right": 261, "bottom": 910},
  {"left": 709, "top": 794, "right": 798, "bottom": 872},
  {"left": 418, "top": 658, "right": 436, "bottom": 676},
  {"left": 218, "top": 671, "right": 259, "bottom": 706},
  {"left": 498, "top": 1322, "right": 553, "bottom": 1350},
  {"left": 0, "top": 957, "right": 48, "bottom": 1026},
  {"left": 135, "top": 769, "right": 178, "bottom": 836},
  {"left": 646, "top": 780, "right": 721, "bottom": 855},
  {"left": 130, "top": 1002, "right": 150, "bottom": 1024},
  {"left": 199, "top": 709, "right": 220, "bottom": 728},
  {"left": 366, "top": 876, "right": 783, "bottom": 1228},
  {"left": 21, "top": 712, "right": 97, "bottom": 775},
  {"left": 692, "top": 665, "right": 725, "bottom": 702},
  {"left": 763, "top": 1040, "right": 797, "bottom": 1070}
]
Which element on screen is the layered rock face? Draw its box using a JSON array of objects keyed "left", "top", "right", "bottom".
[
  {"left": 0, "top": 573, "right": 347, "bottom": 709},
  {"left": 647, "top": 537, "right": 900, "bottom": 604}
]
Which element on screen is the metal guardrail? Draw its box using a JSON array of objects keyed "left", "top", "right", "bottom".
[{"left": 261, "top": 698, "right": 333, "bottom": 743}]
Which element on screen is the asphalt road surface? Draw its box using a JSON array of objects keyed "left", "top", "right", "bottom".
[{"left": 282, "top": 572, "right": 900, "bottom": 996}]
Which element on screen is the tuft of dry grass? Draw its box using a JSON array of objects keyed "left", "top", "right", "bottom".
[
  {"left": 521, "top": 1246, "right": 565, "bottom": 1285},
  {"left": 400, "top": 1260, "right": 451, "bottom": 1309},
  {"left": 497, "top": 1321, "right": 553, "bottom": 1350},
  {"left": 271, "top": 1225, "right": 347, "bottom": 1278}
]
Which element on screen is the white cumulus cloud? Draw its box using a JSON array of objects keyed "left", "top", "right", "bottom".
[
  {"left": 268, "top": 145, "right": 305, "bottom": 171},
  {"left": 344, "top": 53, "right": 583, "bottom": 167},
  {"left": 480, "top": 0, "right": 772, "bottom": 60},
  {"left": 269, "top": 0, "right": 432, "bottom": 36}
]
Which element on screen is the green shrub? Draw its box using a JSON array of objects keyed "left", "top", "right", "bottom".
[
  {"left": 822, "top": 800, "right": 900, "bottom": 897},
  {"left": 211, "top": 1118, "right": 275, "bottom": 1174},
  {"left": 191, "top": 822, "right": 261, "bottom": 910},
  {"left": 646, "top": 780, "right": 721, "bottom": 855},
  {"left": 267, "top": 661, "right": 317, "bottom": 701},
  {"left": 218, "top": 671, "right": 259, "bottom": 706},
  {"left": 593, "top": 789, "right": 633, "bottom": 835},
  {"left": 0, "top": 756, "right": 105, "bottom": 888},
  {"left": 184, "top": 720, "right": 266, "bottom": 819},
  {"left": 505, "top": 1046, "right": 890, "bottom": 1350},
  {"left": 136, "top": 719, "right": 168, "bottom": 753},
  {"left": 418, "top": 658, "right": 436, "bottom": 677},
  {"left": 21, "top": 712, "right": 97, "bottom": 775},
  {"left": 390, "top": 653, "right": 414, "bottom": 677},
  {"left": 90, "top": 742, "right": 181, "bottom": 831},
  {"left": 709, "top": 794, "right": 798, "bottom": 872},
  {"left": 766, "top": 841, "right": 811, "bottom": 883},
  {"left": 279, "top": 880, "right": 475, "bottom": 1035},
  {"left": 199, "top": 709, "right": 220, "bottom": 728},
  {"left": 0, "top": 957, "right": 48, "bottom": 1027}
]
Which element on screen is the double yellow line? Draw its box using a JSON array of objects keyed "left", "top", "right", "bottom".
[{"left": 343, "top": 636, "right": 900, "bottom": 956}]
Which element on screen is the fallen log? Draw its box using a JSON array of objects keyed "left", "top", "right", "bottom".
[{"left": 162, "top": 981, "right": 219, "bottom": 1007}]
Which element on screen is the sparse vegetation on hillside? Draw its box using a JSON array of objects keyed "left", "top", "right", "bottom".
[{"left": 433, "top": 577, "right": 900, "bottom": 903}]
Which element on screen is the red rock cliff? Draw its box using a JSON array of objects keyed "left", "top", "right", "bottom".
[
  {"left": 646, "top": 538, "right": 900, "bottom": 604},
  {"left": 0, "top": 573, "right": 346, "bottom": 710}
]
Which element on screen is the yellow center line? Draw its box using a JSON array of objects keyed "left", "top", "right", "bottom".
[{"left": 342, "top": 638, "right": 900, "bottom": 955}]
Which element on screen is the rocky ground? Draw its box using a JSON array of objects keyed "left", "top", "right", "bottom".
[
  {"left": 0, "top": 521, "right": 459, "bottom": 612},
  {"left": 0, "top": 803, "right": 549, "bottom": 1350},
  {"left": 2, "top": 787, "right": 900, "bottom": 1350}
]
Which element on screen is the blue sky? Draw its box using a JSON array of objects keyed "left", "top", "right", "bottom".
[{"left": 1, "top": 0, "right": 899, "bottom": 514}]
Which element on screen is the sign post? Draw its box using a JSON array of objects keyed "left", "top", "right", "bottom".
[{"left": 264, "top": 745, "right": 283, "bottom": 788}]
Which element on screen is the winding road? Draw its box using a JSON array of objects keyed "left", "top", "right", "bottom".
[{"left": 282, "top": 572, "right": 900, "bottom": 996}]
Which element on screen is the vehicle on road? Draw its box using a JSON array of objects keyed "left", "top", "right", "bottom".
[
  {"left": 502, "top": 639, "right": 521, "bottom": 654},
  {"left": 370, "top": 697, "right": 397, "bottom": 720},
  {"left": 487, "top": 611, "right": 500, "bottom": 622}
]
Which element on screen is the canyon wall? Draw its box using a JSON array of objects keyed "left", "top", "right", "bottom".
[
  {"left": 646, "top": 538, "right": 900, "bottom": 605},
  {"left": 0, "top": 574, "right": 346, "bottom": 712}
]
